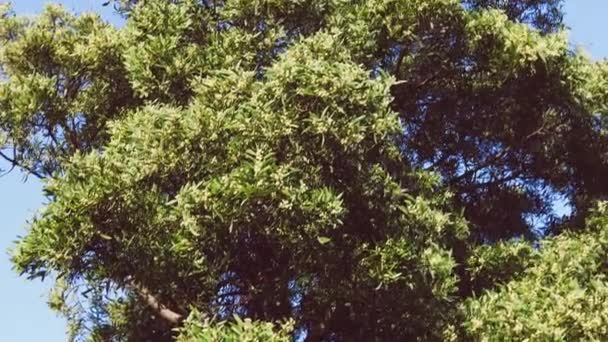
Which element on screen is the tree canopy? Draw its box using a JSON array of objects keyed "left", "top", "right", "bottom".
[{"left": 3, "top": 0, "right": 608, "bottom": 340}]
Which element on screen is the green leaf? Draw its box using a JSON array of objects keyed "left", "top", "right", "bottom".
[{"left": 317, "top": 236, "right": 331, "bottom": 245}]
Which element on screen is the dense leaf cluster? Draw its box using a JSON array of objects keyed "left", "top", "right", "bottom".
[{"left": 2, "top": 0, "right": 608, "bottom": 340}]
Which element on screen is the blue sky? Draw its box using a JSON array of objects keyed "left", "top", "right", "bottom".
[
  {"left": 565, "top": 2, "right": 608, "bottom": 59},
  {"left": 0, "top": 0, "right": 606, "bottom": 340}
]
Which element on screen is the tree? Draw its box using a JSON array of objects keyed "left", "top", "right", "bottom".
[{"left": 3, "top": 0, "right": 608, "bottom": 340}]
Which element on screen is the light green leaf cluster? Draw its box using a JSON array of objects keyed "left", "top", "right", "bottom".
[
  {"left": 177, "top": 311, "right": 294, "bottom": 342},
  {"left": 123, "top": 0, "right": 207, "bottom": 101},
  {"left": 464, "top": 204, "right": 608, "bottom": 340},
  {"left": 466, "top": 9, "right": 568, "bottom": 67},
  {"left": 467, "top": 239, "right": 539, "bottom": 293},
  {"left": 0, "top": 3, "right": 132, "bottom": 176}
]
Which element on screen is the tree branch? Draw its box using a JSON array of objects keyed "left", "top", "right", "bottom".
[
  {"left": 448, "top": 146, "right": 512, "bottom": 186},
  {"left": 126, "top": 281, "right": 184, "bottom": 325},
  {"left": 0, "top": 149, "right": 45, "bottom": 179},
  {"left": 394, "top": 45, "right": 408, "bottom": 78}
]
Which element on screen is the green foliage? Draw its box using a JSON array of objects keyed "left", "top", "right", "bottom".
[
  {"left": 464, "top": 204, "right": 608, "bottom": 340},
  {"left": 0, "top": 3, "right": 134, "bottom": 176},
  {"left": 467, "top": 239, "right": 539, "bottom": 294},
  {"left": 12, "top": 27, "right": 467, "bottom": 339},
  {"left": 3, "top": 0, "right": 608, "bottom": 341},
  {"left": 177, "top": 311, "right": 294, "bottom": 342}
]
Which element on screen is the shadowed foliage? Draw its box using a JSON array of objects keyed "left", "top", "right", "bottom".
[{"left": 4, "top": 0, "right": 608, "bottom": 340}]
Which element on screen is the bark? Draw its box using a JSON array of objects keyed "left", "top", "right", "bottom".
[{"left": 127, "top": 281, "right": 184, "bottom": 324}]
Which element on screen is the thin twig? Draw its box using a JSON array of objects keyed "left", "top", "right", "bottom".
[{"left": 0, "top": 150, "right": 45, "bottom": 179}]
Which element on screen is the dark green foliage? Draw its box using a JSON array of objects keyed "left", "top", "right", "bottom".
[{"left": 3, "top": 0, "right": 608, "bottom": 340}]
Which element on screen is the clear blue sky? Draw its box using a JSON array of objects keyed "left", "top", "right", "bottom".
[{"left": 0, "top": 0, "right": 605, "bottom": 340}]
